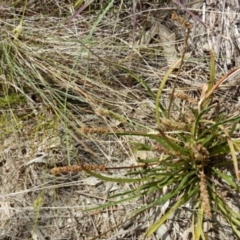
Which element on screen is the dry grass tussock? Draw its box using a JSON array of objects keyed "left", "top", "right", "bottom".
[{"left": 0, "top": 1, "right": 240, "bottom": 239}]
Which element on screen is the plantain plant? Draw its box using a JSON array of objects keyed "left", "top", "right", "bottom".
[{"left": 51, "top": 51, "right": 240, "bottom": 238}]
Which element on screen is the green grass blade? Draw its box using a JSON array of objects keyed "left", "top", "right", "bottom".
[
  {"left": 133, "top": 171, "right": 197, "bottom": 216},
  {"left": 84, "top": 169, "right": 144, "bottom": 183},
  {"left": 231, "top": 224, "right": 240, "bottom": 238},
  {"left": 213, "top": 168, "right": 240, "bottom": 191},
  {"left": 192, "top": 104, "right": 215, "bottom": 140},
  {"left": 227, "top": 138, "right": 239, "bottom": 180},
  {"left": 88, "top": 0, "right": 114, "bottom": 40},
  {"left": 146, "top": 187, "right": 197, "bottom": 236},
  {"left": 208, "top": 51, "right": 215, "bottom": 92},
  {"left": 86, "top": 192, "right": 142, "bottom": 212},
  {"left": 210, "top": 187, "right": 240, "bottom": 224},
  {"left": 194, "top": 203, "right": 205, "bottom": 240},
  {"left": 115, "top": 131, "right": 189, "bottom": 156}
]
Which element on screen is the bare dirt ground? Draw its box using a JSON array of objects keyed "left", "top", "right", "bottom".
[{"left": 0, "top": 1, "right": 240, "bottom": 239}]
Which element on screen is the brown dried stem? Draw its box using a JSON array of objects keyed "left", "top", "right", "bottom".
[{"left": 51, "top": 163, "right": 157, "bottom": 175}]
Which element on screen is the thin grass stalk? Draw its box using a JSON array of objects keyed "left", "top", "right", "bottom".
[{"left": 167, "top": 12, "right": 192, "bottom": 117}]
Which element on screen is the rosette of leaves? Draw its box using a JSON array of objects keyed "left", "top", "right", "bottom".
[{"left": 86, "top": 53, "right": 240, "bottom": 238}]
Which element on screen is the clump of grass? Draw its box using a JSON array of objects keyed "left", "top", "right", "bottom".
[
  {"left": 52, "top": 51, "right": 240, "bottom": 238},
  {"left": 2, "top": 1, "right": 240, "bottom": 239},
  {"left": 49, "top": 10, "right": 240, "bottom": 238},
  {"left": 0, "top": 93, "right": 26, "bottom": 108}
]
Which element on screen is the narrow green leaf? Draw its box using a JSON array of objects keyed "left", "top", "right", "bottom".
[
  {"left": 209, "top": 143, "right": 230, "bottom": 156},
  {"left": 146, "top": 187, "right": 197, "bottom": 236},
  {"left": 130, "top": 142, "right": 152, "bottom": 151},
  {"left": 231, "top": 224, "right": 240, "bottom": 238},
  {"left": 229, "top": 119, "right": 240, "bottom": 136},
  {"left": 192, "top": 104, "right": 215, "bottom": 140},
  {"left": 153, "top": 129, "right": 190, "bottom": 156},
  {"left": 133, "top": 171, "right": 197, "bottom": 216},
  {"left": 208, "top": 51, "right": 215, "bottom": 92},
  {"left": 227, "top": 138, "right": 239, "bottom": 180},
  {"left": 86, "top": 192, "right": 141, "bottom": 212},
  {"left": 232, "top": 139, "right": 240, "bottom": 151},
  {"left": 84, "top": 169, "right": 144, "bottom": 183},
  {"left": 213, "top": 168, "right": 240, "bottom": 192},
  {"left": 194, "top": 203, "right": 205, "bottom": 240},
  {"left": 218, "top": 115, "right": 240, "bottom": 126},
  {"left": 115, "top": 131, "right": 189, "bottom": 156},
  {"left": 210, "top": 188, "right": 240, "bottom": 225},
  {"left": 88, "top": 0, "right": 114, "bottom": 39}
]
